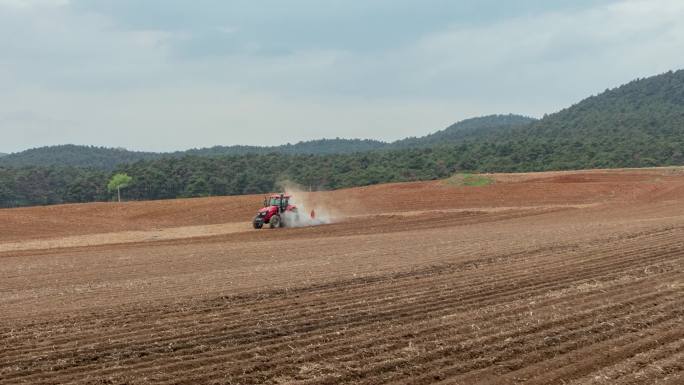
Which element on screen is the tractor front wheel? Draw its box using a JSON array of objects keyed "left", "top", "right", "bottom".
[{"left": 269, "top": 215, "right": 281, "bottom": 228}]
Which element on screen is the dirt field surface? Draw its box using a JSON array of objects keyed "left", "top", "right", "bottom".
[{"left": 1, "top": 167, "right": 683, "bottom": 384}]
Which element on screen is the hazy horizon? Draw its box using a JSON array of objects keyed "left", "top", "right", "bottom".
[{"left": 3, "top": 112, "right": 542, "bottom": 154}]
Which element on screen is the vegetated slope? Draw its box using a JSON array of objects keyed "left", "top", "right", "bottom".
[
  {"left": 182, "top": 138, "right": 388, "bottom": 156},
  {"left": 392, "top": 114, "right": 536, "bottom": 148},
  {"left": 0, "top": 140, "right": 389, "bottom": 169},
  {"left": 0, "top": 145, "right": 159, "bottom": 170},
  {"left": 505, "top": 69, "right": 684, "bottom": 169},
  {"left": 0, "top": 115, "right": 532, "bottom": 169},
  {"left": 0, "top": 153, "right": 7, "bottom": 158},
  {"left": 58, "top": 67, "right": 684, "bottom": 199},
  {"left": 0, "top": 115, "right": 537, "bottom": 207},
  {"left": 2, "top": 70, "right": 684, "bottom": 208},
  {"left": 0, "top": 139, "right": 389, "bottom": 169}
]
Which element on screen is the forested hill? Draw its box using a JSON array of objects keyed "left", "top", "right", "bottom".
[
  {"left": 0, "top": 153, "right": 7, "bottom": 158},
  {"left": 0, "top": 140, "right": 389, "bottom": 169},
  {"left": 180, "top": 138, "right": 387, "bottom": 157},
  {"left": 532, "top": 69, "right": 684, "bottom": 141},
  {"left": 0, "top": 115, "right": 531, "bottom": 169},
  {"left": 2, "top": 69, "right": 684, "bottom": 208},
  {"left": 0, "top": 145, "right": 160, "bottom": 170},
  {"left": 393, "top": 114, "right": 536, "bottom": 148},
  {"left": 501, "top": 69, "right": 684, "bottom": 169}
]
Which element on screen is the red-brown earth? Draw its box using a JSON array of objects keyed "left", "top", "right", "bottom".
[{"left": 1, "top": 167, "right": 683, "bottom": 384}]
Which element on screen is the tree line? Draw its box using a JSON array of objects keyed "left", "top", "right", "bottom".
[{"left": 2, "top": 134, "right": 683, "bottom": 208}]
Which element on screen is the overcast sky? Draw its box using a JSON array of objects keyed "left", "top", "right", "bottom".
[{"left": 1, "top": 0, "right": 683, "bottom": 153}]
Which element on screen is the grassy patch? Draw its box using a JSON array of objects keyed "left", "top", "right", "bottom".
[{"left": 444, "top": 173, "right": 495, "bottom": 187}]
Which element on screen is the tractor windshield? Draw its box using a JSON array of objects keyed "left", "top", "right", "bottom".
[{"left": 269, "top": 197, "right": 288, "bottom": 206}]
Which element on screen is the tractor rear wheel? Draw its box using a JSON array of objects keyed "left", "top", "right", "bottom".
[{"left": 270, "top": 215, "right": 281, "bottom": 228}]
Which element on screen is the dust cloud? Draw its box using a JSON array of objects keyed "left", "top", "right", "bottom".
[{"left": 276, "top": 181, "right": 339, "bottom": 228}]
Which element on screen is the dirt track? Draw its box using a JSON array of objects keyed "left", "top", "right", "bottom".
[{"left": 1, "top": 168, "right": 683, "bottom": 384}]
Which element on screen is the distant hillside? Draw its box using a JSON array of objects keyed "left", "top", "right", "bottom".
[
  {"left": 0, "top": 145, "right": 160, "bottom": 170},
  {"left": 0, "top": 153, "right": 7, "bottom": 158},
  {"left": 0, "top": 140, "right": 389, "bottom": 169},
  {"left": 181, "top": 138, "right": 388, "bottom": 157},
  {"left": 0, "top": 115, "right": 531, "bottom": 169},
  {"left": 393, "top": 114, "right": 536, "bottom": 148},
  {"left": 503, "top": 69, "right": 684, "bottom": 169},
  {"left": 3, "top": 69, "right": 684, "bottom": 208}
]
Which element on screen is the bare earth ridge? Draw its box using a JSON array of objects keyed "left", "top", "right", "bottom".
[{"left": 1, "top": 167, "right": 683, "bottom": 384}]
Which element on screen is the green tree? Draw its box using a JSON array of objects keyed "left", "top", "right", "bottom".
[{"left": 107, "top": 173, "right": 133, "bottom": 202}]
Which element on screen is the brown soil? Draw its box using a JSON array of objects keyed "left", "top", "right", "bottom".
[{"left": 1, "top": 167, "right": 683, "bottom": 384}]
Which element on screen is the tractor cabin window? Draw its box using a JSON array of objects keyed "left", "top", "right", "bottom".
[{"left": 270, "top": 198, "right": 288, "bottom": 206}]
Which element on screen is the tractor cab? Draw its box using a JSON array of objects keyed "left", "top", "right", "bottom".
[
  {"left": 265, "top": 194, "right": 290, "bottom": 210},
  {"left": 253, "top": 193, "right": 298, "bottom": 229}
]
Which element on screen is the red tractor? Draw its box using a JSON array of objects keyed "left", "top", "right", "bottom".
[{"left": 253, "top": 193, "right": 299, "bottom": 229}]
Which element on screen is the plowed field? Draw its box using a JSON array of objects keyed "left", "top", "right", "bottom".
[{"left": 1, "top": 168, "right": 683, "bottom": 384}]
